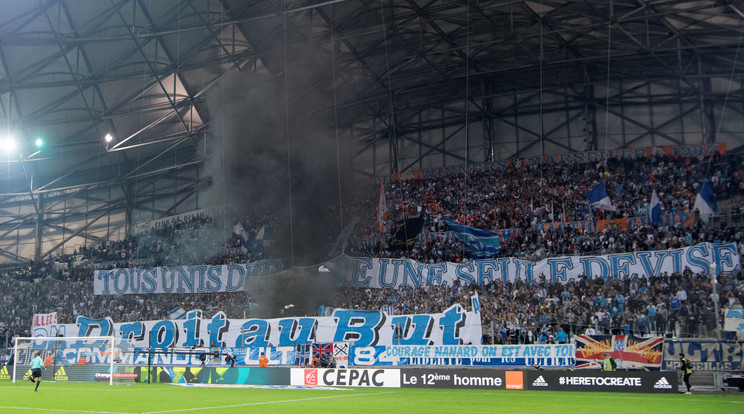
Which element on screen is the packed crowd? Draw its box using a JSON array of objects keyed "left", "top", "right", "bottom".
[
  {"left": 385, "top": 153, "right": 742, "bottom": 231},
  {"left": 333, "top": 267, "right": 744, "bottom": 344},
  {"left": 350, "top": 220, "right": 744, "bottom": 265},
  {"left": 0, "top": 274, "right": 257, "bottom": 340},
  {"left": 351, "top": 153, "right": 744, "bottom": 262},
  {"left": 1, "top": 151, "right": 743, "bottom": 345},
  {"left": 0, "top": 214, "right": 269, "bottom": 342},
  {"left": 4, "top": 213, "right": 276, "bottom": 285}
]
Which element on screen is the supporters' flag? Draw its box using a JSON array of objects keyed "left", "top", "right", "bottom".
[
  {"left": 377, "top": 181, "right": 388, "bottom": 234},
  {"left": 445, "top": 220, "right": 501, "bottom": 259},
  {"left": 255, "top": 225, "right": 272, "bottom": 248},
  {"left": 694, "top": 181, "right": 718, "bottom": 223},
  {"left": 232, "top": 221, "right": 251, "bottom": 251},
  {"left": 167, "top": 307, "right": 187, "bottom": 320},
  {"left": 587, "top": 182, "right": 617, "bottom": 211},
  {"left": 312, "top": 343, "right": 333, "bottom": 360},
  {"left": 32, "top": 312, "right": 57, "bottom": 329},
  {"left": 648, "top": 189, "right": 662, "bottom": 225},
  {"left": 389, "top": 217, "right": 424, "bottom": 250},
  {"left": 295, "top": 343, "right": 311, "bottom": 366},
  {"left": 574, "top": 334, "right": 664, "bottom": 370},
  {"left": 333, "top": 342, "right": 349, "bottom": 368}
]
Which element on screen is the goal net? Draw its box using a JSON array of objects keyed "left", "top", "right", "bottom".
[{"left": 12, "top": 336, "right": 136, "bottom": 385}]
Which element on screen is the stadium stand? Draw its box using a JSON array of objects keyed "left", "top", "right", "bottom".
[{"left": 1, "top": 154, "right": 743, "bottom": 347}]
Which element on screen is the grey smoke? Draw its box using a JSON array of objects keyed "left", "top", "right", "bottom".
[{"left": 200, "top": 39, "right": 364, "bottom": 317}]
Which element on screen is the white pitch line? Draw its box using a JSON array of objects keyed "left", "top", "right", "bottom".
[
  {"left": 0, "top": 407, "right": 128, "bottom": 414},
  {"left": 142, "top": 391, "right": 397, "bottom": 414}
]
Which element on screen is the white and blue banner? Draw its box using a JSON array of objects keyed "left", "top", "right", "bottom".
[
  {"left": 44, "top": 304, "right": 482, "bottom": 356},
  {"left": 349, "top": 242, "right": 739, "bottom": 288},
  {"left": 350, "top": 344, "right": 575, "bottom": 368},
  {"left": 723, "top": 308, "right": 744, "bottom": 333},
  {"left": 24, "top": 344, "right": 300, "bottom": 367},
  {"left": 663, "top": 340, "right": 744, "bottom": 371},
  {"left": 93, "top": 260, "right": 283, "bottom": 295}
]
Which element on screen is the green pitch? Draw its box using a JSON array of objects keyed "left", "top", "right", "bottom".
[{"left": 0, "top": 381, "right": 742, "bottom": 414}]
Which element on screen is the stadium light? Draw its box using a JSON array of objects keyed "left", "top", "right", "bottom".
[
  {"left": 102, "top": 133, "right": 116, "bottom": 151},
  {"left": 0, "top": 136, "right": 17, "bottom": 154},
  {"left": 35, "top": 138, "right": 43, "bottom": 148}
]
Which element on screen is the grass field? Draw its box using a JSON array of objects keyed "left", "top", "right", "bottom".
[{"left": 1, "top": 381, "right": 743, "bottom": 414}]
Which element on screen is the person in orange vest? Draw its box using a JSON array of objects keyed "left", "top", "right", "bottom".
[
  {"left": 44, "top": 354, "right": 53, "bottom": 366},
  {"left": 258, "top": 352, "right": 268, "bottom": 368},
  {"left": 77, "top": 355, "right": 87, "bottom": 366}
]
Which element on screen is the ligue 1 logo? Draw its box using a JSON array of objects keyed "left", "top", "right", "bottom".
[{"left": 304, "top": 369, "right": 318, "bottom": 385}]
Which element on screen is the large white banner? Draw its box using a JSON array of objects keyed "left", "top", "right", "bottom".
[
  {"left": 348, "top": 242, "right": 739, "bottom": 289},
  {"left": 93, "top": 260, "right": 282, "bottom": 295},
  {"left": 48, "top": 303, "right": 482, "bottom": 348}
]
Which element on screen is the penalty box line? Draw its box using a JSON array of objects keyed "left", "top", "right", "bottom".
[{"left": 143, "top": 391, "right": 397, "bottom": 414}]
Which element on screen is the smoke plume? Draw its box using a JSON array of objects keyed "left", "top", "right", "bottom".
[{"left": 201, "top": 39, "right": 363, "bottom": 317}]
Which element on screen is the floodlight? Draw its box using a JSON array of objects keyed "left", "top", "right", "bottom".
[
  {"left": 0, "top": 136, "right": 16, "bottom": 153},
  {"left": 104, "top": 133, "right": 113, "bottom": 143},
  {"left": 35, "top": 138, "right": 43, "bottom": 148}
]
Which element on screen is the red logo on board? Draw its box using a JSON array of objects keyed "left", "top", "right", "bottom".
[{"left": 304, "top": 369, "right": 318, "bottom": 385}]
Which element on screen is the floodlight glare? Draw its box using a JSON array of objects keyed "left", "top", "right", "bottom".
[
  {"left": 104, "top": 133, "right": 113, "bottom": 143},
  {"left": 35, "top": 138, "right": 43, "bottom": 148},
  {"left": 0, "top": 136, "right": 17, "bottom": 153}
]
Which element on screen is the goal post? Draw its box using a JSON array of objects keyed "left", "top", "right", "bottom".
[{"left": 12, "top": 336, "right": 125, "bottom": 385}]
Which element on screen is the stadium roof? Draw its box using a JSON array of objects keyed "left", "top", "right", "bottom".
[{"left": 0, "top": 0, "right": 743, "bottom": 262}]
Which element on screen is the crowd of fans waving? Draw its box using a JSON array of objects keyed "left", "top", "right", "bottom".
[{"left": 1, "top": 151, "right": 744, "bottom": 345}]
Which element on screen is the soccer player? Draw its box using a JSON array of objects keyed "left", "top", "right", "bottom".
[{"left": 30, "top": 352, "right": 44, "bottom": 391}]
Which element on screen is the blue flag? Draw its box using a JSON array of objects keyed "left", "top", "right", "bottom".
[
  {"left": 587, "top": 182, "right": 617, "bottom": 211},
  {"left": 445, "top": 220, "right": 501, "bottom": 259},
  {"left": 693, "top": 181, "right": 718, "bottom": 223},
  {"left": 648, "top": 189, "right": 662, "bottom": 225}
]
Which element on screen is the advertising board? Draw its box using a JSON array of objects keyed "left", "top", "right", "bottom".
[{"left": 290, "top": 368, "right": 400, "bottom": 388}]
